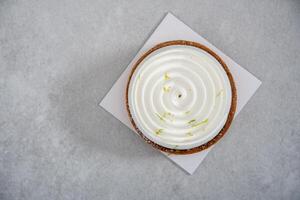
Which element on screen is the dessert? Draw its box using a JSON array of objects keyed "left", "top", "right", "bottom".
[{"left": 126, "top": 40, "right": 237, "bottom": 154}]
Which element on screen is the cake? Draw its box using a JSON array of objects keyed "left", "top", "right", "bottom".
[{"left": 126, "top": 40, "right": 237, "bottom": 154}]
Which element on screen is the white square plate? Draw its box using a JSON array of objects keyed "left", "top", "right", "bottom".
[{"left": 100, "top": 13, "right": 261, "bottom": 174}]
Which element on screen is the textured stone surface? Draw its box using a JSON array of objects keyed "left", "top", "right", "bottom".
[{"left": 0, "top": 0, "right": 299, "bottom": 199}]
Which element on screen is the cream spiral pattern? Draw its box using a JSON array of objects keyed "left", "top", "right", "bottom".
[{"left": 128, "top": 45, "right": 232, "bottom": 150}]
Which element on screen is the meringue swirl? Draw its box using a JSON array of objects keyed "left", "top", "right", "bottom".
[{"left": 128, "top": 45, "right": 232, "bottom": 150}]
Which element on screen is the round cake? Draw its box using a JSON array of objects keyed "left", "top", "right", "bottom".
[{"left": 126, "top": 40, "right": 237, "bottom": 154}]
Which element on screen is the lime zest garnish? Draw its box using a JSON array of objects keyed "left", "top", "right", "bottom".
[
  {"left": 188, "top": 119, "right": 196, "bottom": 124},
  {"left": 216, "top": 89, "right": 224, "bottom": 97},
  {"left": 164, "top": 72, "right": 170, "bottom": 80},
  {"left": 163, "top": 85, "right": 171, "bottom": 92},
  {"left": 155, "top": 129, "right": 163, "bottom": 135},
  {"left": 186, "top": 132, "right": 193, "bottom": 136},
  {"left": 161, "top": 112, "right": 173, "bottom": 121},
  {"left": 191, "top": 118, "right": 209, "bottom": 128},
  {"left": 155, "top": 113, "right": 165, "bottom": 122},
  {"left": 162, "top": 112, "right": 172, "bottom": 118}
]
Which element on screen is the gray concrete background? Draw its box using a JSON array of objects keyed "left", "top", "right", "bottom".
[{"left": 0, "top": 0, "right": 299, "bottom": 199}]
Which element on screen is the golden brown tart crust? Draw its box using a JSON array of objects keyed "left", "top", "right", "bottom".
[{"left": 126, "top": 40, "right": 237, "bottom": 155}]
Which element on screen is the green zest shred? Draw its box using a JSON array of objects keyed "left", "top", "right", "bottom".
[
  {"left": 155, "top": 113, "right": 165, "bottom": 122},
  {"left": 155, "top": 129, "right": 163, "bottom": 135},
  {"left": 164, "top": 72, "right": 170, "bottom": 80},
  {"left": 163, "top": 86, "right": 171, "bottom": 92},
  {"left": 191, "top": 118, "right": 209, "bottom": 128},
  {"left": 188, "top": 119, "right": 196, "bottom": 124},
  {"left": 162, "top": 112, "right": 172, "bottom": 118},
  {"left": 216, "top": 89, "right": 224, "bottom": 97},
  {"left": 186, "top": 132, "right": 193, "bottom": 136}
]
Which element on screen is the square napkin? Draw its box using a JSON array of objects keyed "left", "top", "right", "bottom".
[{"left": 100, "top": 13, "right": 261, "bottom": 174}]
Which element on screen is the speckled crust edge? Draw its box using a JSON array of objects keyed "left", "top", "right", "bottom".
[{"left": 125, "top": 40, "right": 237, "bottom": 155}]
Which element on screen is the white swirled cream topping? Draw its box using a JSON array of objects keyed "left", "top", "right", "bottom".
[{"left": 128, "top": 45, "right": 232, "bottom": 150}]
